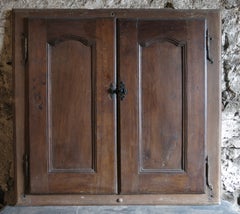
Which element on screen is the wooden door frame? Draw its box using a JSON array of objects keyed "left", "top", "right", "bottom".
[{"left": 13, "top": 9, "right": 221, "bottom": 205}]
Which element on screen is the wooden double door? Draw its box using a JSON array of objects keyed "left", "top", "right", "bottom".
[{"left": 26, "top": 17, "right": 206, "bottom": 195}]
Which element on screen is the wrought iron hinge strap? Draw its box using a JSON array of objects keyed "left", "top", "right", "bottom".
[
  {"left": 205, "top": 156, "right": 213, "bottom": 198},
  {"left": 206, "top": 29, "right": 214, "bottom": 64},
  {"left": 23, "top": 153, "right": 29, "bottom": 190},
  {"left": 22, "top": 34, "right": 28, "bottom": 64}
]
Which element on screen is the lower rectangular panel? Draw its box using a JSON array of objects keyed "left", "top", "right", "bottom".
[{"left": 16, "top": 194, "right": 220, "bottom": 206}]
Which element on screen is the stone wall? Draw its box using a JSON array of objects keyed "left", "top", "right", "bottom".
[{"left": 0, "top": 0, "right": 239, "bottom": 212}]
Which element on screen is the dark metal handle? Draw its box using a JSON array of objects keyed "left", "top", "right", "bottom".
[
  {"left": 108, "top": 81, "right": 127, "bottom": 100},
  {"left": 118, "top": 81, "right": 127, "bottom": 100},
  {"left": 206, "top": 29, "right": 213, "bottom": 64}
]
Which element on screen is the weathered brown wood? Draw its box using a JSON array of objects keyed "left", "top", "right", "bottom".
[
  {"left": 140, "top": 36, "right": 183, "bottom": 172},
  {"left": 13, "top": 9, "right": 220, "bottom": 205},
  {"left": 16, "top": 194, "right": 219, "bottom": 206},
  {"left": 138, "top": 21, "right": 186, "bottom": 173},
  {"left": 205, "top": 11, "right": 221, "bottom": 200},
  {"left": 119, "top": 19, "right": 206, "bottom": 194},
  {"left": 27, "top": 18, "right": 48, "bottom": 193},
  {"left": 12, "top": 8, "right": 220, "bottom": 19},
  {"left": 49, "top": 39, "right": 93, "bottom": 172},
  {"left": 27, "top": 18, "right": 116, "bottom": 194},
  {"left": 13, "top": 10, "right": 26, "bottom": 203}
]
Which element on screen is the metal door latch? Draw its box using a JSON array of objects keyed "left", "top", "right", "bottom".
[
  {"left": 206, "top": 29, "right": 214, "bottom": 64},
  {"left": 108, "top": 81, "right": 127, "bottom": 100}
]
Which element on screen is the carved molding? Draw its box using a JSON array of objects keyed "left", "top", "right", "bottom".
[
  {"left": 139, "top": 37, "right": 186, "bottom": 48},
  {"left": 48, "top": 35, "right": 95, "bottom": 47},
  {"left": 47, "top": 36, "right": 97, "bottom": 174},
  {"left": 138, "top": 37, "right": 187, "bottom": 174}
]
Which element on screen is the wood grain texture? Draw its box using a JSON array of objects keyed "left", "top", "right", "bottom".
[
  {"left": 16, "top": 194, "right": 219, "bottom": 206},
  {"left": 48, "top": 38, "right": 94, "bottom": 173},
  {"left": 28, "top": 19, "right": 49, "bottom": 193},
  {"left": 27, "top": 18, "right": 116, "bottom": 194},
  {"left": 13, "top": 9, "right": 220, "bottom": 205},
  {"left": 205, "top": 11, "right": 221, "bottom": 201},
  {"left": 119, "top": 19, "right": 206, "bottom": 194},
  {"left": 139, "top": 36, "right": 185, "bottom": 173}
]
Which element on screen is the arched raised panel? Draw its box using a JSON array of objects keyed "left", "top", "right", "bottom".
[
  {"left": 47, "top": 38, "right": 96, "bottom": 173},
  {"left": 138, "top": 38, "right": 187, "bottom": 173},
  {"left": 139, "top": 37, "right": 186, "bottom": 48},
  {"left": 48, "top": 35, "right": 95, "bottom": 47}
]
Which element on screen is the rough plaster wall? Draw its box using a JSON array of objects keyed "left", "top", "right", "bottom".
[
  {"left": 221, "top": 0, "right": 240, "bottom": 211},
  {"left": 0, "top": 0, "right": 239, "bottom": 211}
]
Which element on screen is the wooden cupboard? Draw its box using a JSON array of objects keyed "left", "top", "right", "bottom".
[{"left": 13, "top": 9, "right": 221, "bottom": 205}]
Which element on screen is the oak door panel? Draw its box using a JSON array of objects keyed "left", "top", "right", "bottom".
[
  {"left": 119, "top": 19, "right": 206, "bottom": 194},
  {"left": 27, "top": 18, "right": 116, "bottom": 194},
  {"left": 139, "top": 38, "right": 184, "bottom": 172},
  {"left": 49, "top": 38, "right": 94, "bottom": 173}
]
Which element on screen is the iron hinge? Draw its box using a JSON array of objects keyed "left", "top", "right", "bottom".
[
  {"left": 22, "top": 34, "right": 28, "bottom": 65},
  {"left": 206, "top": 29, "right": 214, "bottom": 64},
  {"left": 205, "top": 156, "right": 213, "bottom": 198},
  {"left": 23, "top": 153, "right": 29, "bottom": 188}
]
